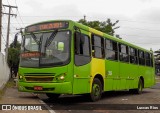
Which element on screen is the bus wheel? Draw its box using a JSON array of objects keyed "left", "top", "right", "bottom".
[
  {"left": 136, "top": 79, "right": 143, "bottom": 94},
  {"left": 90, "top": 78, "right": 102, "bottom": 101},
  {"left": 46, "top": 93, "right": 60, "bottom": 99},
  {"left": 130, "top": 79, "right": 143, "bottom": 94}
]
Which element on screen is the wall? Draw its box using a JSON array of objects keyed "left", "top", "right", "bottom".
[{"left": 0, "top": 53, "right": 10, "bottom": 90}]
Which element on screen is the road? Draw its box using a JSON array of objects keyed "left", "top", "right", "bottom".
[{"left": 38, "top": 83, "right": 160, "bottom": 113}]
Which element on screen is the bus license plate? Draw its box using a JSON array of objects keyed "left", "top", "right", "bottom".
[{"left": 34, "top": 86, "right": 43, "bottom": 91}]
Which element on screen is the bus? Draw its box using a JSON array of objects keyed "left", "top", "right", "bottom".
[{"left": 17, "top": 20, "right": 155, "bottom": 101}]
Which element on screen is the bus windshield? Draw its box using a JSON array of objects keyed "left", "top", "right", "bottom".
[{"left": 20, "top": 30, "right": 71, "bottom": 67}]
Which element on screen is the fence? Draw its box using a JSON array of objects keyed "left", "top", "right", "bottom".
[{"left": 0, "top": 53, "right": 10, "bottom": 90}]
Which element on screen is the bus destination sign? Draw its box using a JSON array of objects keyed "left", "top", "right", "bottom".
[{"left": 25, "top": 21, "right": 69, "bottom": 32}]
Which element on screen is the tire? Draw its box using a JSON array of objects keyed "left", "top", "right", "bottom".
[
  {"left": 46, "top": 93, "right": 60, "bottom": 99},
  {"left": 136, "top": 79, "right": 143, "bottom": 94},
  {"left": 90, "top": 78, "right": 102, "bottom": 102},
  {"left": 129, "top": 79, "right": 143, "bottom": 94}
]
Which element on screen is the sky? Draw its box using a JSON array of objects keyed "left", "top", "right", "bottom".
[{"left": 2, "top": 0, "right": 160, "bottom": 54}]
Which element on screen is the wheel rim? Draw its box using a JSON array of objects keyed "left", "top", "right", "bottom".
[{"left": 93, "top": 84, "right": 100, "bottom": 97}]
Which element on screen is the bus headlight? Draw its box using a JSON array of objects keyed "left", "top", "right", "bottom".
[
  {"left": 59, "top": 75, "right": 65, "bottom": 80},
  {"left": 56, "top": 73, "right": 66, "bottom": 81},
  {"left": 18, "top": 74, "right": 23, "bottom": 80},
  {"left": 19, "top": 76, "right": 23, "bottom": 79}
]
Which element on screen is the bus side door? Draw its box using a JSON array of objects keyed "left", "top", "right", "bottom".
[{"left": 73, "top": 31, "right": 91, "bottom": 94}]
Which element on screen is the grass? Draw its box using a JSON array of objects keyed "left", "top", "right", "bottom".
[
  {"left": 6, "top": 79, "right": 15, "bottom": 88},
  {"left": 0, "top": 88, "right": 5, "bottom": 100}
]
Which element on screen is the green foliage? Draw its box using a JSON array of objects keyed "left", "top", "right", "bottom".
[
  {"left": 7, "top": 41, "right": 21, "bottom": 68},
  {"left": 78, "top": 18, "right": 120, "bottom": 36},
  {"left": 155, "top": 50, "right": 160, "bottom": 65}
]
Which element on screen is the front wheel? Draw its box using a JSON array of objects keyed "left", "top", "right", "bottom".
[{"left": 90, "top": 78, "right": 102, "bottom": 102}]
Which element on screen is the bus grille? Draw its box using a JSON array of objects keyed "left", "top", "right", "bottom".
[
  {"left": 24, "top": 73, "right": 55, "bottom": 82},
  {"left": 25, "top": 76, "right": 54, "bottom": 82}
]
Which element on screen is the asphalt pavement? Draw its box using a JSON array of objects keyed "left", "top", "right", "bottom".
[{"left": 0, "top": 76, "right": 159, "bottom": 113}]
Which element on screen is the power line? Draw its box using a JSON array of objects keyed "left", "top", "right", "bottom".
[
  {"left": 2, "top": 5, "right": 17, "bottom": 29},
  {"left": 2, "top": 10, "right": 16, "bottom": 35},
  {"left": 5, "top": 0, "right": 23, "bottom": 29},
  {"left": 121, "top": 26, "right": 160, "bottom": 32},
  {"left": 86, "top": 16, "right": 160, "bottom": 25},
  {"left": 1, "top": 34, "right": 6, "bottom": 43},
  {"left": 6, "top": 0, "right": 10, "bottom": 5},
  {"left": 2, "top": 17, "right": 160, "bottom": 32},
  {"left": 131, "top": 42, "right": 160, "bottom": 45},
  {"left": 15, "top": 0, "right": 25, "bottom": 27},
  {"left": 10, "top": 5, "right": 22, "bottom": 28},
  {"left": 120, "top": 34, "right": 160, "bottom": 39}
]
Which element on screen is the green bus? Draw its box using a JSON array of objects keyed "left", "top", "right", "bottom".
[{"left": 17, "top": 20, "right": 155, "bottom": 101}]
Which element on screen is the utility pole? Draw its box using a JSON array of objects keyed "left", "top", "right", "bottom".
[
  {"left": 0, "top": 0, "right": 2, "bottom": 52},
  {"left": 3, "top": 5, "right": 17, "bottom": 60}
]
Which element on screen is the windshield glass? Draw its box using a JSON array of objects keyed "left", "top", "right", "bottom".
[{"left": 20, "top": 31, "right": 71, "bottom": 67}]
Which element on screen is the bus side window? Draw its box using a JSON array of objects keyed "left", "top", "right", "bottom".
[
  {"left": 138, "top": 50, "right": 145, "bottom": 66},
  {"left": 130, "top": 47, "right": 138, "bottom": 64},
  {"left": 119, "top": 44, "right": 129, "bottom": 63},
  {"left": 91, "top": 35, "right": 104, "bottom": 59},
  {"left": 74, "top": 32, "right": 91, "bottom": 66},
  {"left": 105, "top": 39, "right": 118, "bottom": 61},
  {"left": 145, "top": 52, "right": 151, "bottom": 66}
]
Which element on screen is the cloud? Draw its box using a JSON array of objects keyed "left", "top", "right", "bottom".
[{"left": 136, "top": 7, "right": 160, "bottom": 22}]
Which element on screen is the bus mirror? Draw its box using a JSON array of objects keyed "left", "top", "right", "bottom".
[
  {"left": 14, "top": 33, "right": 18, "bottom": 48},
  {"left": 58, "top": 42, "right": 64, "bottom": 51}
]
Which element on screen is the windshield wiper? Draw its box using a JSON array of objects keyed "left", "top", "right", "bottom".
[
  {"left": 45, "top": 30, "right": 58, "bottom": 47},
  {"left": 30, "top": 32, "right": 40, "bottom": 44}
]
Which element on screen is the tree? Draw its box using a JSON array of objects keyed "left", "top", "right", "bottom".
[
  {"left": 154, "top": 50, "right": 160, "bottom": 64},
  {"left": 78, "top": 18, "right": 120, "bottom": 36},
  {"left": 154, "top": 49, "right": 160, "bottom": 75},
  {"left": 7, "top": 40, "right": 21, "bottom": 77}
]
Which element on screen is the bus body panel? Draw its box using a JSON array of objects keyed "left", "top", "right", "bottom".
[
  {"left": 105, "top": 60, "right": 119, "bottom": 91},
  {"left": 126, "top": 64, "right": 139, "bottom": 89},
  {"left": 73, "top": 63, "right": 91, "bottom": 94},
  {"left": 90, "top": 58, "right": 105, "bottom": 92}
]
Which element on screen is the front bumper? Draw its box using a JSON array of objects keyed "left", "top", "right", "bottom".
[{"left": 18, "top": 81, "right": 72, "bottom": 94}]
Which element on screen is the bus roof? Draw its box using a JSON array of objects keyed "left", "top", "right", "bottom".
[
  {"left": 73, "top": 21, "right": 152, "bottom": 53},
  {"left": 25, "top": 20, "right": 152, "bottom": 53}
]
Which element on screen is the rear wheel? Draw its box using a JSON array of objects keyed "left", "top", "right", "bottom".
[
  {"left": 90, "top": 78, "right": 102, "bottom": 102},
  {"left": 46, "top": 93, "right": 60, "bottom": 99},
  {"left": 136, "top": 79, "right": 143, "bottom": 94},
  {"left": 129, "top": 79, "right": 143, "bottom": 94}
]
